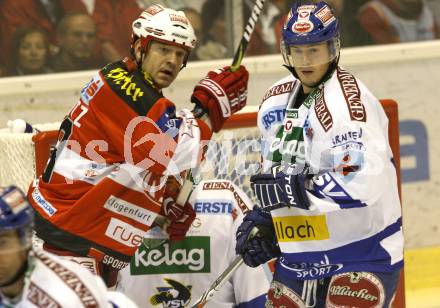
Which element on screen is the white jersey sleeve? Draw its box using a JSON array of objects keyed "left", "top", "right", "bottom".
[
  {"left": 304, "top": 67, "right": 398, "bottom": 213},
  {"left": 117, "top": 180, "right": 272, "bottom": 308},
  {"left": 1, "top": 250, "right": 131, "bottom": 308}
]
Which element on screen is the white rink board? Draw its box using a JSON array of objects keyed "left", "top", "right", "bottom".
[{"left": 1, "top": 41, "right": 440, "bottom": 249}]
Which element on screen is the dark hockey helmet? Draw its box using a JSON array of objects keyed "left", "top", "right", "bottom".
[
  {"left": 0, "top": 186, "right": 33, "bottom": 249},
  {"left": 281, "top": 1, "right": 340, "bottom": 70}
]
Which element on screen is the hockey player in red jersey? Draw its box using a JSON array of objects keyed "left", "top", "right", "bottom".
[{"left": 27, "top": 4, "right": 249, "bottom": 287}]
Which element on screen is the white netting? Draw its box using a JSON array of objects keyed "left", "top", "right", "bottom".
[
  {"left": 0, "top": 121, "right": 261, "bottom": 202},
  {"left": 197, "top": 127, "right": 261, "bottom": 203},
  {"left": 0, "top": 122, "right": 60, "bottom": 192}
]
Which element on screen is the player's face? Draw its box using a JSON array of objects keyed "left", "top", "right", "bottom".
[
  {"left": 0, "top": 230, "right": 28, "bottom": 285},
  {"left": 141, "top": 41, "right": 188, "bottom": 89},
  {"left": 290, "top": 42, "right": 331, "bottom": 90}
]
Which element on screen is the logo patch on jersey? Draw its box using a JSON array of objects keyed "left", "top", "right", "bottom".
[
  {"left": 131, "top": 236, "right": 210, "bottom": 274},
  {"left": 194, "top": 201, "right": 233, "bottom": 214},
  {"left": 27, "top": 281, "right": 62, "bottom": 308},
  {"left": 261, "top": 107, "right": 286, "bottom": 130},
  {"left": 331, "top": 128, "right": 363, "bottom": 147},
  {"left": 80, "top": 76, "right": 103, "bottom": 105},
  {"left": 150, "top": 278, "right": 192, "bottom": 308},
  {"left": 314, "top": 88, "right": 333, "bottom": 132},
  {"left": 273, "top": 215, "right": 329, "bottom": 242},
  {"left": 106, "top": 67, "right": 145, "bottom": 101},
  {"left": 262, "top": 81, "right": 295, "bottom": 102},
  {"left": 104, "top": 196, "right": 156, "bottom": 226},
  {"left": 266, "top": 280, "right": 304, "bottom": 308},
  {"left": 326, "top": 272, "right": 385, "bottom": 308},
  {"left": 31, "top": 187, "right": 57, "bottom": 216},
  {"left": 337, "top": 67, "right": 366, "bottom": 122},
  {"left": 311, "top": 173, "right": 365, "bottom": 208},
  {"left": 105, "top": 218, "right": 145, "bottom": 247},
  {"left": 202, "top": 182, "right": 249, "bottom": 214}
]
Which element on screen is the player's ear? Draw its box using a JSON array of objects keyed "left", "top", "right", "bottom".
[{"left": 133, "top": 40, "right": 142, "bottom": 62}]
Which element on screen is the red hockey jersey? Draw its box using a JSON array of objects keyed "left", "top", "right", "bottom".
[{"left": 28, "top": 60, "right": 212, "bottom": 268}]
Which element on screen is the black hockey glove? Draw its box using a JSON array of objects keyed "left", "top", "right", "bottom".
[
  {"left": 235, "top": 207, "right": 280, "bottom": 267},
  {"left": 251, "top": 167, "right": 310, "bottom": 210}
]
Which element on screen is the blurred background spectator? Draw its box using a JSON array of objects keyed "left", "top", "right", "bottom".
[
  {"left": 197, "top": 0, "right": 229, "bottom": 60},
  {"left": 1, "top": 0, "right": 439, "bottom": 78},
  {"left": 0, "top": 0, "right": 87, "bottom": 72},
  {"left": 258, "top": 0, "right": 295, "bottom": 54},
  {"left": 90, "top": 0, "right": 142, "bottom": 63},
  {"left": 358, "top": 0, "right": 439, "bottom": 44},
  {"left": 324, "top": 0, "right": 374, "bottom": 47},
  {"left": 7, "top": 27, "right": 52, "bottom": 76},
  {"left": 50, "top": 12, "right": 102, "bottom": 72},
  {"left": 182, "top": 7, "right": 203, "bottom": 61}
]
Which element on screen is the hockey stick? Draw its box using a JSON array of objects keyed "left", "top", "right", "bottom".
[
  {"left": 180, "top": 0, "right": 267, "bottom": 207},
  {"left": 190, "top": 227, "right": 260, "bottom": 308}
]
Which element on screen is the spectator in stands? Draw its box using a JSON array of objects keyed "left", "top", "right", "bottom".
[
  {"left": 0, "top": 0, "right": 87, "bottom": 71},
  {"left": 426, "top": 0, "right": 440, "bottom": 28},
  {"left": 197, "top": 0, "right": 229, "bottom": 61},
  {"left": 358, "top": 0, "right": 439, "bottom": 44},
  {"left": 91, "top": 0, "right": 142, "bottom": 63},
  {"left": 137, "top": 0, "right": 188, "bottom": 10},
  {"left": 7, "top": 27, "right": 52, "bottom": 76},
  {"left": 181, "top": 7, "right": 203, "bottom": 61},
  {"left": 50, "top": 13, "right": 102, "bottom": 72},
  {"left": 259, "top": 0, "right": 295, "bottom": 54},
  {"left": 320, "top": 0, "right": 374, "bottom": 47}
]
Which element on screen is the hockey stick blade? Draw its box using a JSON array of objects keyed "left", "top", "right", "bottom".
[{"left": 190, "top": 227, "right": 260, "bottom": 308}]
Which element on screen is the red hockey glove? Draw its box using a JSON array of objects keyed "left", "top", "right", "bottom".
[
  {"left": 191, "top": 65, "right": 249, "bottom": 132},
  {"left": 160, "top": 175, "right": 196, "bottom": 241},
  {"left": 165, "top": 202, "right": 196, "bottom": 241}
]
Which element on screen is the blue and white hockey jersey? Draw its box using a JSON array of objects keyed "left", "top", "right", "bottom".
[{"left": 257, "top": 67, "right": 404, "bottom": 280}]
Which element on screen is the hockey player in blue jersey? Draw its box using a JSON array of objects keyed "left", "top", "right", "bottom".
[{"left": 235, "top": 2, "right": 403, "bottom": 307}]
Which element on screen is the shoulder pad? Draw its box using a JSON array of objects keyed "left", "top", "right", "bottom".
[
  {"left": 101, "top": 61, "right": 163, "bottom": 116},
  {"left": 260, "top": 74, "right": 297, "bottom": 105}
]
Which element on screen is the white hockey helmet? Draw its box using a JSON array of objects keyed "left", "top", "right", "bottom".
[{"left": 131, "top": 4, "right": 197, "bottom": 66}]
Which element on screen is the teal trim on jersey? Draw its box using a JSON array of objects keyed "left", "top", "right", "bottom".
[{"left": 266, "top": 87, "right": 319, "bottom": 166}]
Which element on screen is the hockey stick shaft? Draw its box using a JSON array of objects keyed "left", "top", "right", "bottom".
[
  {"left": 190, "top": 227, "right": 259, "bottom": 308},
  {"left": 231, "top": 0, "right": 266, "bottom": 72},
  {"left": 191, "top": 256, "right": 244, "bottom": 308}
]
